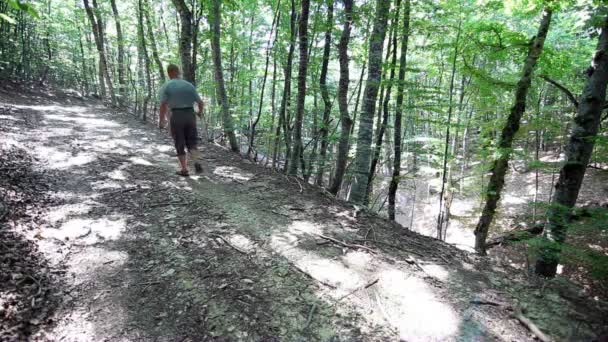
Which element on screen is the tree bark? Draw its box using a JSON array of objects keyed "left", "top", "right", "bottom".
[
  {"left": 535, "top": 13, "right": 608, "bottom": 277},
  {"left": 83, "top": 0, "right": 116, "bottom": 106},
  {"left": 436, "top": 20, "right": 461, "bottom": 240},
  {"left": 210, "top": 0, "right": 239, "bottom": 152},
  {"left": 109, "top": 0, "right": 126, "bottom": 106},
  {"left": 288, "top": 0, "right": 311, "bottom": 176},
  {"left": 315, "top": 0, "right": 334, "bottom": 186},
  {"left": 474, "top": 8, "right": 553, "bottom": 254},
  {"left": 388, "top": 0, "right": 410, "bottom": 221},
  {"left": 348, "top": 0, "right": 391, "bottom": 204},
  {"left": 137, "top": 0, "right": 152, "bottom": 121},
  {"left": 327, "top": 0, "right": 354, "bottom": 195},
  {"left": 172, "top": 0, "right": 195, "bottom": 84},
  {"left": 248, "top": 1, "right": 281, "bottom": 159},
  {"left": 144, "top": 0, "right": 166, "bottom": 84},
  {"left": 366, "top": 0, "right": 401, "bottom": 205},
  {"left": 275, "top": 0, "right": 298, "bottom": 172}
]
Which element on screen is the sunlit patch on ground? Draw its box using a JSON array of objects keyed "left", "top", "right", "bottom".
[
  {"left": 213, "top": 166, "right": 254, "bottom": 182},
  {"left": 42, "top": 217, "right": 127, "bottom": 244}
]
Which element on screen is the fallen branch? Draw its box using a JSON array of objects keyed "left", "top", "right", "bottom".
[
  {"left": 354, "top": 238, "right": 423, "bottom": 257},
  {"left": 512, "top": 308, "right": 553, "bottom": 342},
  {"left": 290, "top": 262, "right": 336, "bottom": 289},
  {"left": 210, "top": 234, "right": 249, "bottom": 255},
  {"left": 470, "top": 299, "right": 501, "bottom": 306},
  {"left": 304, "top": 303, "right": 317, "bottom": 330},
  {"left": 315, "top": 234, "right": 376, "bottom": 254},
  {"left": 485, "top": 224, "right": 544, "bottom": 249},
  {"left": 336, "top": 278, "right": 379, "bottom": 303}
]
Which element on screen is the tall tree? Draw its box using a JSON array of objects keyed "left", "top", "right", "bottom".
[
  {"left": 315, "top": 0, "right": 334, "bottom": 186},
  {"left": 274, "top": 0, "right": 298, "bottom": 171},
  {"left": 210, "top": 0, "right": 239, "bottom": 152},
  {"left": 366, "top": 0, "right": 401, "bottom": 204},
  {"left": 328, "top": 0, "right": 354, "bottom": 195},
  {"left": 474, "top": 8, "right": 553, "bottom": 254},
  {"left": 535, "top": 13, "right": 608, "bottom": 277},
  {"left": 288, "top": 0, "right": 311, "bottom": 176},
  {"left": 348, "top": 0, "right": 391, "bottom": 204},
  {"left": 144, "top": 0, "right": 165, "bottom": 85},
  {"left": 109, "top": 0, "right": 126, "bottom": 106},
  {"left": 172, "top": 0, "right": 195, "bottom": 84},
  {"left": 83, "top": 0, "right": 116, "bottom": 105},
  {"left": 137, "top": 0, "right": 152, "bottom": 121},
  {"left": 248, "top": 0, "right": 281, "bottom": 159},
  {"left": 388, "top": 0, "right": 410, "bottom": 220}
]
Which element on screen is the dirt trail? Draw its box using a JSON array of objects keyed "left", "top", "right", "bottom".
[{"left": 1, "top": 88, "right": 607, "bottom": 341}]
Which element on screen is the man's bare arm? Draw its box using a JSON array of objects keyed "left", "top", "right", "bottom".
[
  {"left": 159, "top": 102, "right": 169, "bottom": 128},
  {"left": 196, "top": 99, "right": 204, "bottom": 118}
]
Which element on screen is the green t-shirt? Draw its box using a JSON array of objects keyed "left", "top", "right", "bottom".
[{"left": 159, "top": 79, "right": 201, "bottom": 109}]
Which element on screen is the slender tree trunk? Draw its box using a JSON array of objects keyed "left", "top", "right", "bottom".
[
  {"left": 474, "top": 8, "right": 553, "bottom": 254},
  {"left": 144, "top": 0, "right": 166, "bottom": 84},
  {"left": 210, "top": 0, "right": 239, "bottom": 152},
  {"left": 535, "top": 13, "right": 608, "bottom": 277},
  {"left": 366, "top": 0, "right": 401, "bottom": 205},
  {"left": 388, "top": 0, "right": 410, "bottom": 221},
  {"left": 172, "top": 0, "right": 195, "bottom": 84},
  {"left": 109, "top": 0, "right": 126, "bottom": 106},
  {"left": 276, "top": 0, "right": 298, "bottom": 172},
  {"left": 137, "top": 0, "right": 152, "bottom": 121},
  {"left": 248, "top": 1, "right": 281, "bottom": 158},
  {"left": 288, "top": 0, "right": 311, "bottom": 176},
  {"left": 436, "top": 20, "right": 461, "bottom": 240},
  {"left": 83, "top": 0, "right": 116, "bottom": 105},
  {"left": 348, "top": 0, "right": 391, "bottom": 204},
  {"left": 315, "top": 0, "right": 335, "bottom": 186}
]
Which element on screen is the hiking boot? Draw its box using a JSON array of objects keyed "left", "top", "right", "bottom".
[{"left": 194, "top": 162, "right": 203, "bottom": 174}]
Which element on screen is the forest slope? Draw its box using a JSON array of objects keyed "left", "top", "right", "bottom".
[{"left": 1, "top": 85, "right": 607, "bottom": 341}]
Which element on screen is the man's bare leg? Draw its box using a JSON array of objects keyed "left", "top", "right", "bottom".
[
  {"left": 189, "top": 148, "right": 203, "bottom": 173},
  {"left": 178, "top": 155, "right": 188, "bottom": 174}
]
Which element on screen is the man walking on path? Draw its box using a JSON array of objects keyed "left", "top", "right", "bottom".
[{"left": 158, "top": 64, "right": 204, "bottom": 176}]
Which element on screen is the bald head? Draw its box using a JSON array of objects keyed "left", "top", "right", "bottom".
[{"left": 167, "top": 64, "right": 180, "bottom": 79}]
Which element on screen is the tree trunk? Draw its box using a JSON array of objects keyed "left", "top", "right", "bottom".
[
  {"left": 348, "top": 0, "right": 391, "bottom": 204},
  {"left": 327, "top": 0, "right": 353, "bottom": 196},
  {"left": 388, "top": 0, "right": 410, "bottom": 221},
  {"left": 366, "top": 0, "right": 401, "bottom": 205},
  {"left": 83, "top": 0, "right": 116, "bottom": 106},
  {"left": 248, "top": 1, "right": 281, "bottom": 159},
  {"left": 288, "top": 0, "right": 311, "bottom": 176},
  {"left": 109, "top": 0, "right": 126, "bottom": 106},
  {"left": 137, "top": 0, "right": 152, "bottom": 121},
  {"left": 535, "top": 13, "right": 608, "bottom": 277},
  {"left": 315, "top": 0, "right": 334, "bottom": 186},
  {"left": 474, "top": 8, "right": 553, "bottom": 254},
  {"left": 144, "top": 0, "right": 166, "bottom": 84},
  {"left": 210, "top": 0, "right": 239, "bottom": 152},
  {"left": 436, "top": 20, "right": 461, "bottom": 240},
  {"left": 172, "top": 0, "right": 195, "bottom": 84},
  {"left": 275, "top": 0, "right": 298, "bottom": 172}
]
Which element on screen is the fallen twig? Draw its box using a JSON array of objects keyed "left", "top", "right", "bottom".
[
  {"left": 291, "top": 262, "right": 336, "bottom": 289},
  {"left": 512, "top": 308, "right": 553, "bottom": 342},
  {"left": 315, "top": 234, "right": 376, "bottom": 254},
  {"left": 470, "top": 299, "right": 501, "bottom": 306},
  {"left": 304, "top": 303, "right": 317, "bottom": 331},
  {"left": 210, "top": 234, "right": 249, "bottom": 255},
  {"left": 336, "top": 278, "right": 379, "bottom": 303},
  {"left": 354, "top": 238, "right": 423, "bottom": 257}
]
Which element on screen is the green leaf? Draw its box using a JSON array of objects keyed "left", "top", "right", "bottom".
[{"left": 0, "top": 13, "right": 16, "bottom": 24}]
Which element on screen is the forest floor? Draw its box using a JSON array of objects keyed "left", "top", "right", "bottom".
[{"left": 1, "top": 84, "right": 607, "bottom": 341}]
